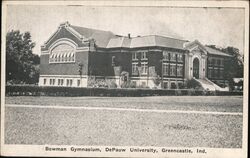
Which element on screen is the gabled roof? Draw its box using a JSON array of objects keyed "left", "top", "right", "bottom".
[
  {"left": 71, "top": 25, "right": 116, "bottom": 48},
  {"left": 204, "top": 46, "right": 232, "bottom": 57}
]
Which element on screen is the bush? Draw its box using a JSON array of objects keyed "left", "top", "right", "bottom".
[
  {"left": 186, "top": 79, "right": 202, "bottom": 89},
  {"left": 121, "top": 81, "right": 136, "bottom": 88},
  {"left": 88, "top": 77, "right": 117, "bottom": 88},
  {"left": 5, "top": 85, "right": 243, "bottom": 97}
]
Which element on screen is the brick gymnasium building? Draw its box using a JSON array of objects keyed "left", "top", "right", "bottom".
[{"left": 39, "top": 22, "right": 231, "bottom": 90}]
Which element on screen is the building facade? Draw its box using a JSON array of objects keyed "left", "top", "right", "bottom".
[{"left": 39, "top": 22, "right": 231, "bottom": 90}]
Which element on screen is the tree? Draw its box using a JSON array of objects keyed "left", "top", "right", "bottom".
[
  {"left": 6, "top": 30, "right": 39, "bottom": 84},
  {"left": 222, "top": 47, "right": 244, "bottom": 78}
]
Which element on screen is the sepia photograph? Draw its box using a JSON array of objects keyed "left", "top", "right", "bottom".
[{"left": 1, "top": 0, "right": 248, "bottom": 157}]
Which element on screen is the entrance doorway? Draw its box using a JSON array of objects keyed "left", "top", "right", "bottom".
[{"left": 193, "top": 58, "right": 199, "bottom": 79}]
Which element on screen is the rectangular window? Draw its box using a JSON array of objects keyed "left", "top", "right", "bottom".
[
  {"left": 220, "top": 69, "right": 224, "bottom": 79},
  {"left": 77, "top": 79, "right": 80, "bottom": 86},
  {"left": 60, "top": 79, "right": 64, "bottom": 85},
  {"left": 217, "top": 59, "right": 221, "bottom": 66},
  {"left": 58, "top": 79, "right": 60, "bottom": 85},
  {"left": 163, "top": 51, "right": 169, "bottom": 60},
  {"left": 141, "top": 62, "right": 148, "bottom": 75},
  {"left": 221, "top": 59, "right": 224, "bottom": 67},
  {"left": 132, "top": 52, "right": 138, "bottom": 60},
  {"left": 44, "top": 79, "right": 46, "bottom": 85},
  {"left": 212, "top": 59, "right": 215, "bottom": 65},
  {"left": 50, "top": 79, "right": 52, "bottom": 85},
  {"left": 163, "top": 82, "right": 168, "bottom": 89},
  {"left": 177, "top": 65, "right": 183, "bottom": 77},
  {"left": 163, "top": 63, "right": 169, "bottom": 76},
  {"left": 214, "top": 68, "right": 218, "bottom": 78},
  {"left": 208, "top": 58, "right": 212, "bottom": 66},
  {"left": 52, "top": 79, "right": 55, "bottom": 85},
  {"left": 132, "top": 63, "right": 138, "bottom": 75},
  {"left": 112, "top": 56, "right": 116, "bottom": 66},
  {"left": 170, "top": 64, "right": 176, "bottom": 76},
  {"left": 177, "top": 54, "right": 183, "bottom": 62},
  {"left": 141, "top": 52, "right": 147, "bottom": 60},
  {"left": 66, "top": 79, "right": 69, "bottom": 86},
  {"left": 208, "top": 68, "right": 212, "bottom": 78},
  {"left": 170, "top": 53, "right": 176, "bottom": 61},
  {"left": 70, "top": 79, "right": 73, "bottom": 86}
]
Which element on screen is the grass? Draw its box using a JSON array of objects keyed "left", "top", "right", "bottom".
[
  {"left": 4, "top": 96, "right": 243, "bottom": 148},
  {"left": 5, "top": 96, "right": 243, "bottom": 112}
]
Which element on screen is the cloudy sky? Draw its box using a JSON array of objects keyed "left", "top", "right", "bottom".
[{"left": 6, "top": 4, "right": 245, "bottom": 55}]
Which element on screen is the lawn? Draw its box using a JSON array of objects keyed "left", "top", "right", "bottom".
[
  {"left": 4, "top": 96, "right": 243, "bottom": 148},
  {"left": 5, "top": 95, "right": 243, "bottom": 112}
]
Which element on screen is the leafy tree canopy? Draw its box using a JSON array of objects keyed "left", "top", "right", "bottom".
[{"left": 6, "top": 30, "right": 40, "bottom": 84}]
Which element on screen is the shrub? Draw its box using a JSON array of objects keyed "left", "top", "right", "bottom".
[
  {"left": 5, "top": 85, "right": 243, "bottom": 97},
  {"left": 186, "top": 79, "right": 202, "bottom": 89}
]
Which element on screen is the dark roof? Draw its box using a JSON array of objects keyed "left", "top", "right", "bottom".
[
  {"left": 71, "top": 25, "right": 116, "bottom": 48},
  {"left": 70, "top": 24, "right": 228, "bottom": 53},
  {"left": 204, "top": 46, "right": 232, "bottom": 57}
]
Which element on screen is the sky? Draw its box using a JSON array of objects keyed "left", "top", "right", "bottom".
[{"left": 6, "top": 5, "right": 245, "bottom": 55}]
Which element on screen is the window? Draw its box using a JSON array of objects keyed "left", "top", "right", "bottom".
[
  {"left": 217, "top": 59, "right": 221, "bottom": 66},
  {"left": 66, "top": 79, "right": 69, "bottom": 86},
  {"left": 132, "top": 52, "right": 138, "bottom": 60},
  {"left": 163, "top": 51, "right": 169, "bottom": 60},
  {"left": 112, "top": 56, "right": 116, "bottom": 66},
  {"left": 52, "top": 79, "right": 55, "bottom": 85},
  {"left": 141, "top": 52, "right": 147, "bottom": 60},
  {"left": 171, "top": 82, "right": 177, "bottom": 89},
  {"left": 141, "top": 62, "right": 148, "bottom": 75},
  {"left": 170, "top": 64, "right": 176, "bottom": 76},
  {"left": 163, "top": 82, "right": 168, "bottom": 89},
  {"left": 50, "top": 79, "right": 53, "bottom": 85},
  {"left": 50, "top": 43, "right": 75, "bottom": 63},
  {"left": 177, "top": 54, "right": 183, "bottom": 62},
  {"left": 177, "top": 65, "right": 183, "bottom": 77},
  {"left": 221, "top": 59, "right": 224, "bottom": 67},
  {"left": 214, "top": 68, "right": 218, "bottom": 78},
  {"left": 212, "top": 59, "right": 215, "bottom": 65},
  {"left": 77, "top": 80, "right": 80, "bottom": 86},
  {"left": 70, "top": 79, "right": 73, "bottom": 86},
  {"left": 178, "top": 82, "right": 184, "bottom": 89},
  {"left": 58, "top": 79, "right": 61, "bottom": 85},
  {"left": 170, "top": 53, "right": 176, "bottom": 61},
  {"left": 208, "top": 68, "right": 212, "bottom": 78},
  {"left": 71, "top": 54, "right": 75, "bottom": 62},
  {"left": 132, "top": 63, "right": 138, "bottom": 75},
  {"left": 43, "top": 79, "right": 46, "bottom": 85},
  {"left": 220, "top": 69, "right": 224, "bottom": 79},
  {"left": 61, "top": 79, "right": 64, "bottom": 85},
  {"left": 163, "top": 63, "right": 169, "bottom": 76}
]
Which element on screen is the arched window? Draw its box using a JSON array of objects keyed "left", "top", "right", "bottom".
[{"left": 49, "top": 42, "right": 76, "bottom": 63}]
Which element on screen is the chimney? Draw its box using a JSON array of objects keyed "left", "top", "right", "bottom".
[{"left": 128, "top": 33, "right": 131, "bottom": 39}]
